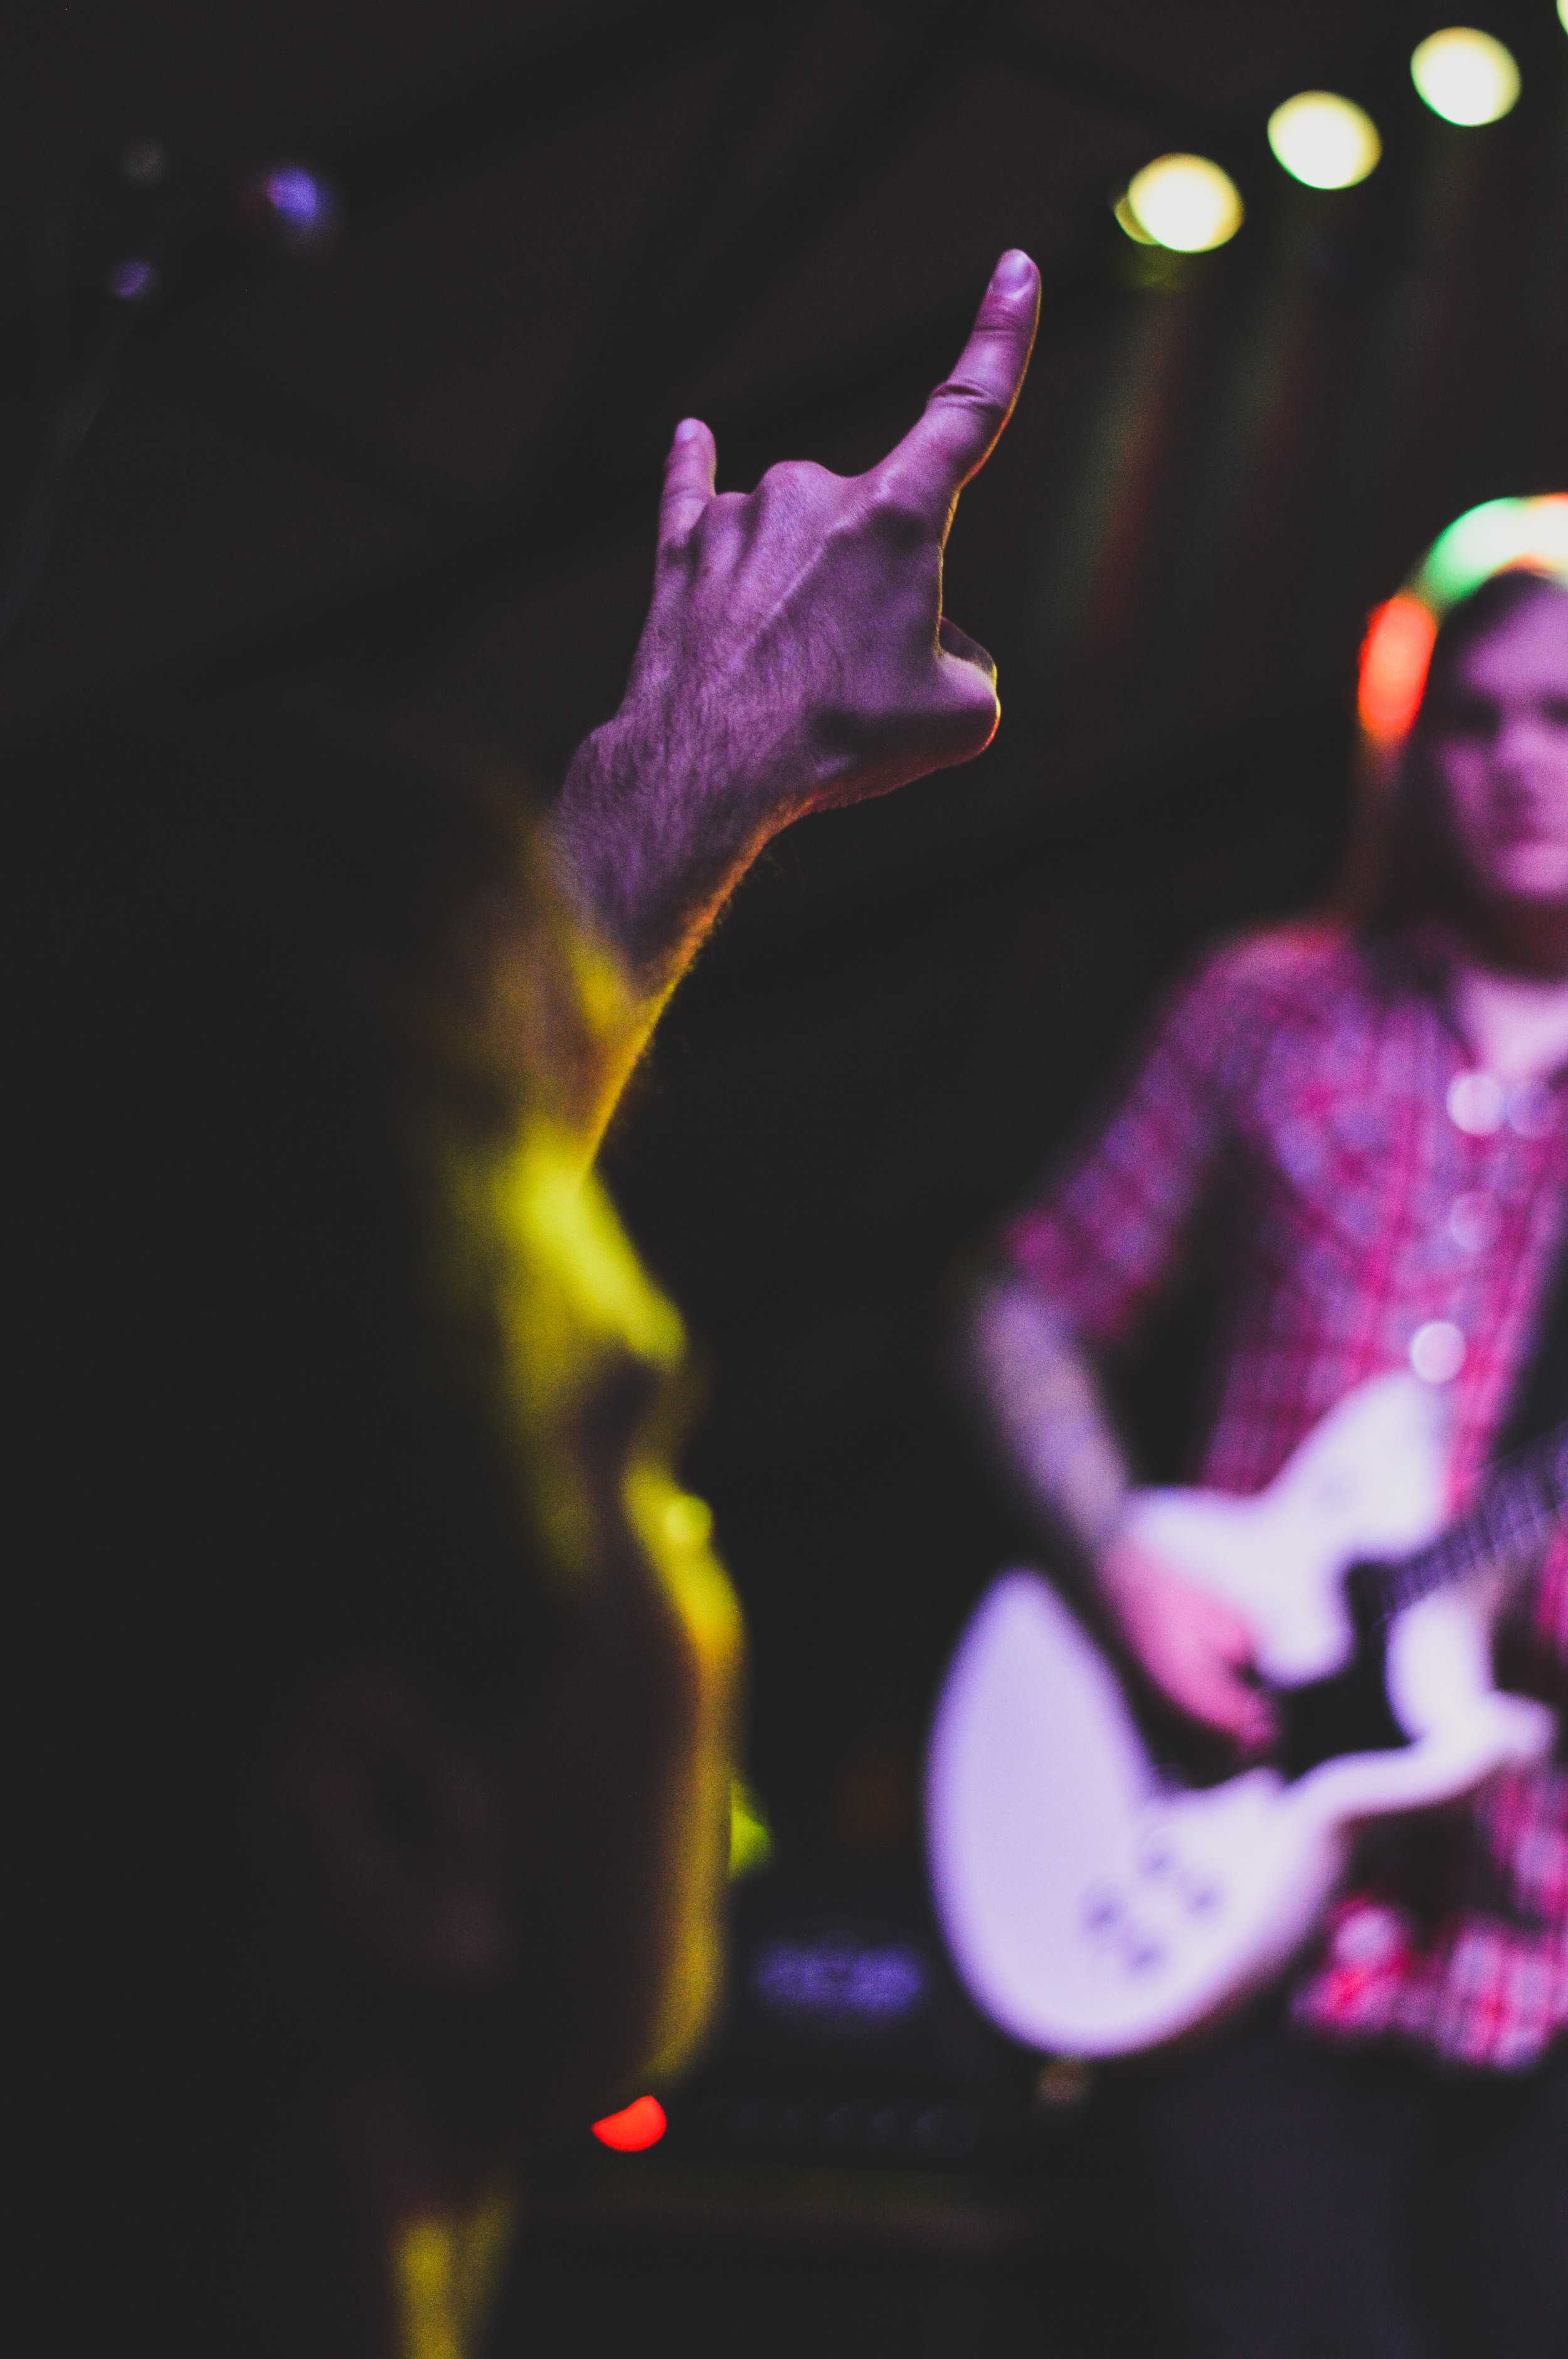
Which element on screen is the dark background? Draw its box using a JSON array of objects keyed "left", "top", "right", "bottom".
[{"left": 4, "top": 0, "right": 1563, "bottom": 1944}]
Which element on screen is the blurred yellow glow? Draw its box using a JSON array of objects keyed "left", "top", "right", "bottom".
[
  {"left": 1124, "top": 154, "right": 1244, "bottom": 252},
  {"left": 396, "top": 2192, "right": 515, "bottom": 2359},
  {"left": 1410, "top": 28, "right": 1520, "bottom": 125},
  {"left": 1111, "top": 189, "right": 1156, "bottom": 243},
  {"left": 1267, "top": 92, "right": 1382, "bottom": 189},
  {"left": 1560, "top": 0, "right": 1567, "bottom": 33}
]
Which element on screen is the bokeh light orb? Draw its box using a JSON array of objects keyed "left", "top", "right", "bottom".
[
  {"left": 591, "top": 2095, "right": 667, "bottom": 2153},
  {"left": 1267, "top": 92, "right": 1382, "bottom": 189},
  {"left": 1410, "top": 28, "right": 1521, "bottom": 125},
  {"left": 1123, "top": 154, "right": 1244, "bottom": 253},
  {"left": 1418, "top": 493, "right": 1568, "bottom": 607},
  {"left": 1559, "top": 0, "right": 1567, "bottom": 35}
]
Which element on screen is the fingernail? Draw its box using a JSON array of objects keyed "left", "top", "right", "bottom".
[
  {"left": 993, "top": 248, "right": 1036, "bottom": 294},
  {"left": 673, "top": 417, "right": 705, "bottom": 445}
]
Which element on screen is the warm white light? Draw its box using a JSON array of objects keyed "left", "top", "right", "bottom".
[
  {"left": 1559, "top": 0, "right": 1567, "bottom": 34},
  {"left": 1123, "top": 154, "right": 1244, "bottom": 253},
  {"left": 1267, "top": 91, "right": 1382, "bottom": 189},
  {"left": 1410, "top": 28, "right": 1521, "bottom": 125}
]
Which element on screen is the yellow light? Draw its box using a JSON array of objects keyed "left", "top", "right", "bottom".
[
  {"left": 1111, "top": 189, "right": 1156, "bottom": 244},
  {"left": 1410, "top": 28, "right": 1521, "bottom": 125},
  {"left": 1123, "top": 154, "right": 1244, "bottom": 253},
  {"left": 1560, "top": 0, "right": 1567, "bottom": 33},
  {"left": 1267, "top": 91, "right": 1382, "bottom": 189}
]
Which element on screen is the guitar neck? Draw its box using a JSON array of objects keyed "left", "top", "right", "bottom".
[{"left": 1370, "top": 1424, "right": 1568, "bottom": 1622}]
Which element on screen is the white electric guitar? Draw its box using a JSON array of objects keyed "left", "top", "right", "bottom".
[{"left": 926, "top": 1373, "right": 1564, "bottom": 2058}]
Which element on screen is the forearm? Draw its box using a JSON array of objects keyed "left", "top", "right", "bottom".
[
  {"left": 552, "top": 708, "right": 771, "bottom": 995},
  {"left": 547, "top": 715, "right": 776, "bottom": 1156},
  {"left": 967, "top": 1274, "right": 1133, "bottom": 1577}
]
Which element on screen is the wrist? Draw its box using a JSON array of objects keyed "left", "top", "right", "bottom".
[{"left": 553, "top": 707, "right": 771, "bottom": 990}]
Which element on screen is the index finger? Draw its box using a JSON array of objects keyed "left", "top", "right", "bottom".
[{"left": 872, "top": 250, "right": 1039, "bottom": 534}]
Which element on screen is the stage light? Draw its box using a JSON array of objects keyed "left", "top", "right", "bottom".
[
  {"left": 1121, "top": 154, "right": 1244, "bottom": 252},
  {"left": 1409, "top": 28, "right": 1520, "bottom": 125},
  {"left": 1358, "top": 496, "right": 1568, "bottom": 748},
  {"left": 1111, "top": 191, "right": 1157, "bottom": 243},
  {"left": 238, "top": 161, "right": 341, "bottom": 255},
  {"left": 592, "top": 2095, "right": 668, "bottom": 2152},
  {"left": 1559, "top": 0, "right": 1567, "bottom": 33},
  {"left": 1359, "top": 595, "right": 1439, "bottom": 745},
  {"left": 1417, "top": 493, "right": 1568, "bottom": 605},
  {"left": 1267, "top": 92, "right": 1382, "bottom": 189}
]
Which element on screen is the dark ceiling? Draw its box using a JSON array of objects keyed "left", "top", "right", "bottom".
[{"left": 6, "top": 0, "right": 1564, "bottom": 1842}]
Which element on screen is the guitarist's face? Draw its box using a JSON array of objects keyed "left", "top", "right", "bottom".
[{"left": 1429, "top": 583, "right": 1568, "bottom": 914}]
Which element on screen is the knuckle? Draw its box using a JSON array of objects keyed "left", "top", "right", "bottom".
[
  {"left": 864, "top": 475, "right": 931, "bottom": 547},
  {"left": 931, "top": 371, "right": 1007, "bottom": 424},
  {"left": 761, "top": 456, "right": 834, "bottom": 496},
  {"left": 755, "top": 457, "right": 837, "bottom": 519}
]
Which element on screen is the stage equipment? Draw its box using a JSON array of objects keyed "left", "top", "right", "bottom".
[{"left": 0, "top": 143, "right": 340, "bottom": 649}]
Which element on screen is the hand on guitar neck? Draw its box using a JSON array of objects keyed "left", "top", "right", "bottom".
[{"left": 1101, "top": 1535, "right": 1278, "bottom": 1756}]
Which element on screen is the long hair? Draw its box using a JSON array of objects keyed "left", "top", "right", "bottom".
[
  {"left": 16, "top": 701, "right": 612, "bottom": 2330},
  {"left": 1342, "top": 565, "right": 1568, "bottom": 934}
]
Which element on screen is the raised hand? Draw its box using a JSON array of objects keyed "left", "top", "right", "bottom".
[{"left": 554, "top": 250, "right": 1041, "bottom": 993}]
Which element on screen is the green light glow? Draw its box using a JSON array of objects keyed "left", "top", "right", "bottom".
[
  {"left": 1123, "top": 154, "right": 1244, "bottom": 253},
  {"left": 1560, "top": 0, "right": 1567, "bottom": 34},
  {"left": 1410, "top": 28, "right": 1520, "bottom": 125},
  {"left": 1359, "top": 495, "right": 1568, "bottom": 753},
  {"left": 1417, "top": 495, "right": 1568, "bottom": 607},
  {"left": 1267, "top": 92, "right": 1382, "bottom": 189},
  {"left": 729, "top": 1775, "right": 775, "bottom": 1877}
]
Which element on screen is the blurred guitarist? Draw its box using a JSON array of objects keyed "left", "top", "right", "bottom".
[{"left": 969, "top": 533, "right": 1567, "bottom": 2358}]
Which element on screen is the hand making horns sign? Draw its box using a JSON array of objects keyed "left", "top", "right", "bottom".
[{"left": 554, "top": 250, "right": 1042, "bottom": 986}]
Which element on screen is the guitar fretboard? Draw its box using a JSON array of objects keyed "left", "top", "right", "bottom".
[{"left": 1369, "top": 1425, "right": 1568, "bottom": 1625}]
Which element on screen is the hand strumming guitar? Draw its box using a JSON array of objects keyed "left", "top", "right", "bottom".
[{"left": 1101, "top": 1531, "right": 1278, "bottom": 1753}]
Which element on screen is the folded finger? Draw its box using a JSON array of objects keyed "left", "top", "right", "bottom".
[
  {"left": 872, "top": 250, "right": 1039, "bottom": 533},
  {"left": 658, "top": 417, "right": 718, "bottom": 553}
]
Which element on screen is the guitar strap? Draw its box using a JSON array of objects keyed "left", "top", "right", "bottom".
[{"left": 1495, "top": 1219, "right": 1568, "bottom": 1456}]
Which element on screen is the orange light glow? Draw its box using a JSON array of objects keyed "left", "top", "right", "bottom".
[
  {"left": 591, "top": 2095, "right": 668, "bottom": 2152},
  {"left": 1357, "top": 594, "right": 1438, "bottom": 746}
]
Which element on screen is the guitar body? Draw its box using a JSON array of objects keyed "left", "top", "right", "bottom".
[{"left": 926, "top": 1374, "right": 1558, "bottom": 2057}]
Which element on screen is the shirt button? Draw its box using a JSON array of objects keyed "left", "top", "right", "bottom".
[
  {"left": 1410, "top": 1319, "right": 1466, "bottom": 1384},
  {"left": 1446, "top": 1071, "right": 1505, "bottom": 1136},
  {"left": 1332, "top": 1906, "right": 1404, "bottom": 1967},
  {"left": 1447, "top": 1192, "right": 1498, "bottom": 1254}
]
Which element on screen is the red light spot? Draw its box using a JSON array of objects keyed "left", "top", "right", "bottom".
[
  {"left": 1358, "top": 594, "right": 1438, "bottom": 747},
  {"left": 591, "top": 2095, "right": 667, "bottom": 2153}
]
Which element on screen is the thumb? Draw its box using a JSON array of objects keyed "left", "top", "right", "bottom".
[
  {"left": 658, "top": 417, "right": 717, "bottom": 554},
  {"left": 930, "top": 617, "right": 1001, "bottom": 761}
]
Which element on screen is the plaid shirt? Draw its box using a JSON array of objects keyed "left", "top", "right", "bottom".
[{"left": 1004, "top": 922, "right": 1567, "bottom": 2070}]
